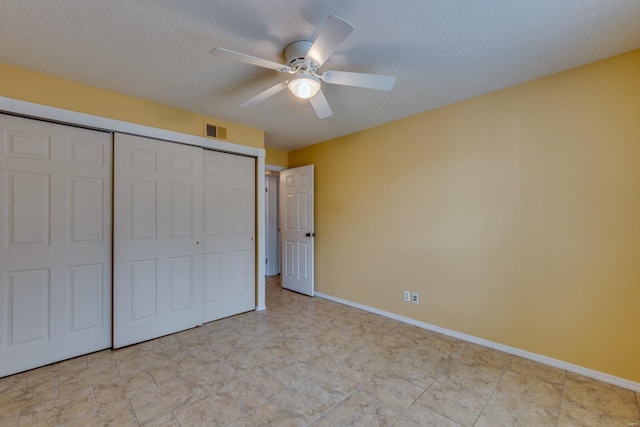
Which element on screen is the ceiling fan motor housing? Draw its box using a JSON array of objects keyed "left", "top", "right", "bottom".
[{"left": 284, "top": 40, "right": 314, "bottom": 71}]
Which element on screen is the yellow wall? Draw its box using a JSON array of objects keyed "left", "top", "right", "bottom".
[
  {"left": 0, "top": 63, "right": 264, "bottom": 148},
  {"left": 289, "top": 49, "right": 640, "bottom": 382},
  {"left": 265, "top": 147, "right": 288, "bottom": 168}
]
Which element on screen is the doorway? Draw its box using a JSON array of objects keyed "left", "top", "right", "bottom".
[{"left": 265, "top": 168, "right": 282, "bottom": 276}]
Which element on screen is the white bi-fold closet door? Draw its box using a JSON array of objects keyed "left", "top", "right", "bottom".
[
  {"left": 202, "top": 149, "right": 255, "bottom": 323},
  {"left": 0, "top": 114, "right": 112, "bottom": 377},
  {"left": 113, "top": 134, "right": 255, "bottom": 348}
]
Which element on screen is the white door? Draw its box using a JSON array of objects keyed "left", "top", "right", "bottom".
[
  {"left": 202, "top": 150, "right": 255, "bottom": 322},
  {"left": 113, "top": 134, "right": 203, "bottom": 348},
  {"left": 0, "top": 114, "right": 112, "bottom": 377},
  {"left": 281, "top": 165, "right": 314, "bottom": 296},
  {"left": 265, "top": 175, "right": 280, "bottom": 276}
]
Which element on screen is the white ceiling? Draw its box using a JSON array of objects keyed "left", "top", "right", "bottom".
[{"left": 1, "top": 1, "right": 639, "bottom": 151}]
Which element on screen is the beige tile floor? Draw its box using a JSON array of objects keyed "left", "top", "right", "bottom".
[{"left": 1, "top": 276, "right": 638, "bottom": 426}]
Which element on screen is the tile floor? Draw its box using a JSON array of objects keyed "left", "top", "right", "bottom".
[{"left": 1, "top": 276, "right": 638, "bottom": 426}]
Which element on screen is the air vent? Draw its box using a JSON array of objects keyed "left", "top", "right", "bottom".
[{"left": 204, "top": 123, "right": 227, "bottom": 140}]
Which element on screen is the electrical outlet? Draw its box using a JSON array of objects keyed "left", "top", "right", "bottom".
[
  {"left": 412, "top": 292, "right": 419, "bottom": 304},
  {"left": 403, "top": 291, "right": 411, "bottom": 302}
]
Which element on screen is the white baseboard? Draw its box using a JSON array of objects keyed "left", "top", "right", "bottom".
[{"left": 315, "top": 292, "right": 640, "bottom": 392}]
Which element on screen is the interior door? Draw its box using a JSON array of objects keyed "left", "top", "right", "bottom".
[
  {"left": 113, "top": 134, "right": 203, "bottom": 348},
  {"left": 0, "top": 114, "right": 112, "bottom": 377},
  {"left": 202, "top": 150, "right": 255, "bottom": 322},
  {"left": 280, "top": 165, "right": 314, "bottom": 296}
]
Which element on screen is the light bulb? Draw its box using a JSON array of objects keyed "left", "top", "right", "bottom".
[
  {"left": 297, "top": 81, "right": 313, "bottom": 98},
  {"left": 288, "top": 76, "right": 320, "bottom": 99}
]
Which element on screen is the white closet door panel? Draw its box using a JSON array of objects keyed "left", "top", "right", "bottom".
[
  {"left": 69, "top": 263, "right": 104, "bottom": 331},
  {"left": 202, "top": 150, "right": 255, "bottom": 322},
  {"left": 0, "top": 114, "right": 112, "bottom": 377},
  {"left": 114, "top": 134, "right": 203, "bottom": 348},
  {"left": 7, "top": 269, "right": 50, "bottom": 345}
]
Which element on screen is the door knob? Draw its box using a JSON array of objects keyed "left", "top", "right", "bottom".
[{"left": 305, "top": 232, "right": 315, "bottom": 237}]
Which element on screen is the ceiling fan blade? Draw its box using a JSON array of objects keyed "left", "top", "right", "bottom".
[
  {"left": 321, "top": 70, "right": 396, "bottom": 90},
  {"left": 241, "top": 81, "right": 289, "bottom": 107},
  {"left": 309, "top": 89, "right": 333, "bottom": 119},
  {"left": 210, "top": 48, "right": 290, "bottom": 72},
  {"left": 305, "top": 16, "right": 354, "bottom": 68}
]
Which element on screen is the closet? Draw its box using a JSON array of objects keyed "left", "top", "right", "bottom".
[
  {"left": 113, "top": 134, "right": 255, "bottom": 348},
  {"left": 0, "top": 109, "right": 261, "bottom": 376},
  {"left": 0, "top": 114, "right": 112, "bottom": 377},
  {"left": 201, "top": 149, "right": 255, "bottom": 323}
]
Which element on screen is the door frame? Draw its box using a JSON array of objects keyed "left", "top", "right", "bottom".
[
  {"left": 0, "top": 96, "right": 267, "bottom": 312},
  {"left": 265, "top": 165, "right": 285, "bottom": 277}
]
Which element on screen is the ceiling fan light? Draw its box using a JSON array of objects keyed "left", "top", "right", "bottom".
[{"left": 288, "top": 76, "right": 321, "bottom": 99}]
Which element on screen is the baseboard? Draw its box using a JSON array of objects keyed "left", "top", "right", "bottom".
[{"left": 315, "top": 292, "right": 640, "bottom": 392}]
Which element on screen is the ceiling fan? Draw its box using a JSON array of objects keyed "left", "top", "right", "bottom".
[{"left": 210, "top": 15, "right": 396, "bottom": 119}]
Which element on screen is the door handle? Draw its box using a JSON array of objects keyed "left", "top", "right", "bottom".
[{"left": 305, "top": 232, "right": 315, "bottom": 237}]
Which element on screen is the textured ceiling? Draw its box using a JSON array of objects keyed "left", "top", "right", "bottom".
[{"left": 1, "top": 1, "right": 639, "bottom": 151}]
